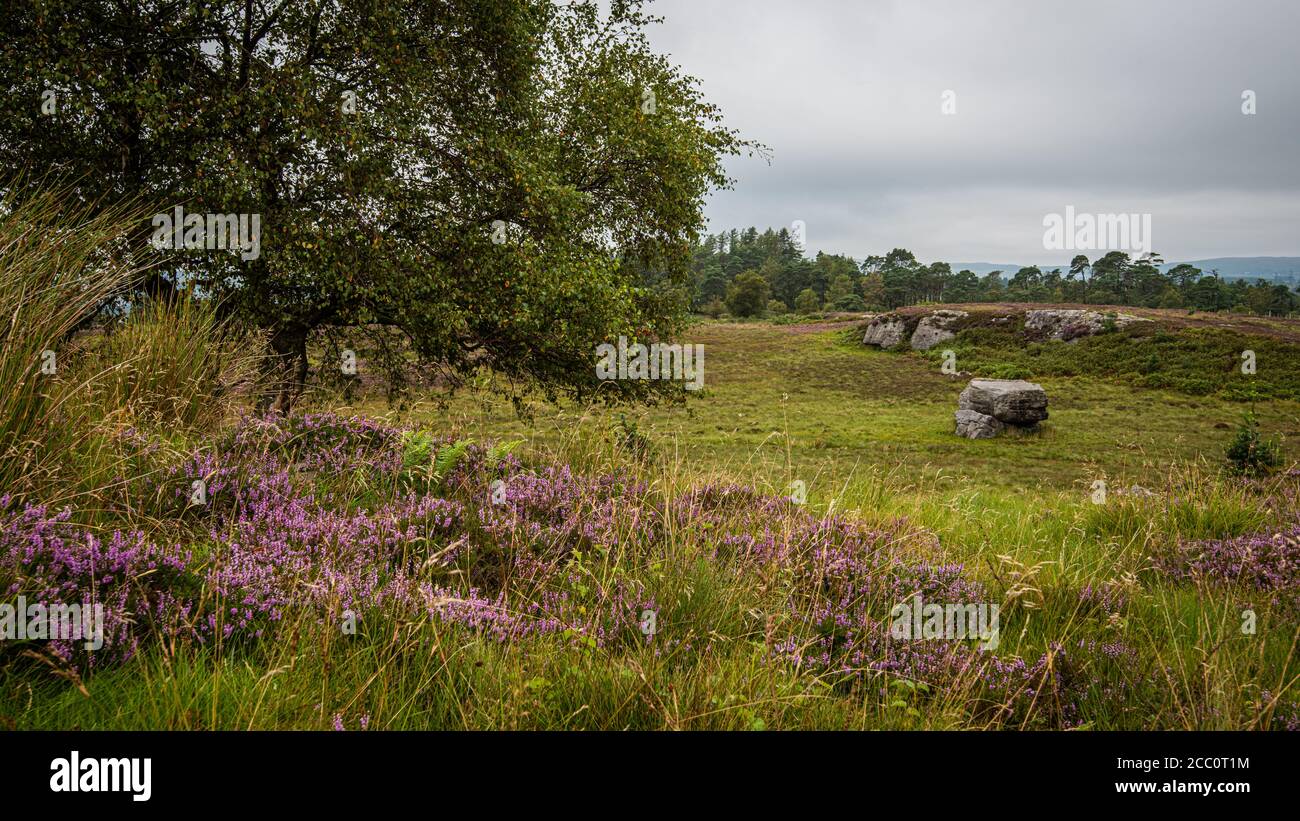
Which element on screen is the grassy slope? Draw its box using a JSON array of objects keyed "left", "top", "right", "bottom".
[{"left": 6, "top": 318, "right": 1300, "bottom": 730}]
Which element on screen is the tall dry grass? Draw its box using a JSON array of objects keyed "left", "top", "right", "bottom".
[
  {"left": 0, "top": 186, "right": 258, "bottom": 507},
  {"left": 0, "top": 189, "right": 152, "bottom": 495},
  {"left": 79, "top": 294, "right": 258, "bottom": 432}
]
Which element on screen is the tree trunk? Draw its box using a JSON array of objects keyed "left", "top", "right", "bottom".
[{"left": 258, "top": 324, "right": 309, "bottom": 415}]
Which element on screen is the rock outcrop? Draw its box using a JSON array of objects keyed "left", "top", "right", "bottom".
[
  {"left": 1024, "top": 309, "right": 1147, "bottom": 341},
  {"left": 862, "top": 310, "right": 968, "bottom": 351},
  {"left": 955, "top": 379, "right": 1048, "bottom": 438},
  {"left": 862, "top": 307, "right": 1152, "bottom": 352},
  {"left": 909, "top": 309, "right": 968, "bottom": 351},
  {"left": 862, "top": 317, "right": 907, "bottom": 349}
]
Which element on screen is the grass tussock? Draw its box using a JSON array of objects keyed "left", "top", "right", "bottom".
[
  {"left": 73, "top": 294, "right": 259, "bottom": 433},
  {"left": 0, "top": 189, "right": 150, "bottom": 495}
]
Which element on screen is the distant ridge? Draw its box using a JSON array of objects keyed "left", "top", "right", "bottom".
[
  {"left": 1161, "top": 257, "right": 1300, "bottom": 281},
  {"left": 943, "top": 257, "right": 1300, "bottom": 282},
  {"left": 947, "top": 263, "right": 1044, "bottom": 276}
]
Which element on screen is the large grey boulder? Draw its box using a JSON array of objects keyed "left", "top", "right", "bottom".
[
  {"left": 954, "top": 409, "right": 1004, "bottom": 439},
  {"left": 909, "top": 309, "right": 968, "bottom": 351},
  {"left": 1025, "top": 309, "right": 1148, "bottom": 341},
  {"left": 958, "top": 379, "right": 1048, "bottom": 426},
  {"left": 862, "top": 317, "right": 907, "bottom": 349}
]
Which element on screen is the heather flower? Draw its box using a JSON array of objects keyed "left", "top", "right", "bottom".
[
  {"left": 0, "top": 498, "right": 194, "bottom": 666},
  {"left": 0, "top": 413, "right": 1185, "bottom": 727},
  {"left": 1157, "top": 526, "right": 1300, "bottom": 613}
]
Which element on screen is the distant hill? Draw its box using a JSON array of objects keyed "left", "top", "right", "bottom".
[
  {"left": 1161, "top": 257, "right": 1300, "bottom": 282},
  {"left": 945, "top": 257, "right": 1300, "bottom": 284},
  {"left": 948, "top": 263, "right": 1049, "bottom": 276}
]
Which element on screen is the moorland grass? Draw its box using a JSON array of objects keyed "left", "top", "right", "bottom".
[{"left": 3, "top": 299, "right": 1299, "bottom": 731}]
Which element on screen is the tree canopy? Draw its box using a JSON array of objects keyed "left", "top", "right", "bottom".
[{"left": 0, "top": 0, "right": 749, "bottom": 409}]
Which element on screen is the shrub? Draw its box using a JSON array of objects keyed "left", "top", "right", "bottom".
[
  {"left": 1225, "top": 410, "right": 1282, "bottom": 476},
  {"left": 725, "top": 270, "right": 770, "bottom": 317},
  {"left": 794, "top": 288, "right": 821, "bottom": 314},
  {"left": 1156, "top": 525, "right": 1300, "bottom": 614}
]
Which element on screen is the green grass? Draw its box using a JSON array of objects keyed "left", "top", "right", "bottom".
[
  {"left": 349, "top": 320, "right": 1299, "bottom": 495},
  {"left": 4, "top": 318, "right": 1300, "bottom": 731}
]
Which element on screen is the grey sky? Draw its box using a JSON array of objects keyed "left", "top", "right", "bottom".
[{"left": 644, "top": 0, "right": 1300, "bottom": 264}]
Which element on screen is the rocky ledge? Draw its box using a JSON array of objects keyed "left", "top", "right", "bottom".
[
  {"left": 862, "top": 309, "right": 969, "bottom": 351},
  {"left": 862, "top": 307, "right": 1150, "bottom": 352},
  {"left": 1024, "top": 308, "right": 1148, "bottom": 341}
]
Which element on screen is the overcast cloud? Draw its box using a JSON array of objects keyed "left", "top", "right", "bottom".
[{"left": 643, "top": 0, "right": 1300, "bottom": 264}]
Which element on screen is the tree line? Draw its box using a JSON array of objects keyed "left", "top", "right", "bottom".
[{"left": 693, "top": 227, "right": 1300, "bottom": 318}]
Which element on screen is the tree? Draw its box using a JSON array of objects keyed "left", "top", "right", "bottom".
[
  {"left": 859, "top": 272, "right": 885, "bottom": 309},
  {"left": 833, "top": 293, "right": 866, "bottom": 311},
  {"left": 726, "top": 270, "right": 770, "bottom": 317},
  {"left": 860, "top": 255, "right": 884, "bottom": 280},
  {"left": 947, "top": 269, "right": 981, "bottom": 302},
  {"left": 0, "top": 0, "right": 747, "bottom": 411},
  {"left": 919, "top": 262, "right": 950, "bottom": 303},
  {"left": 1226, "top": 410, "right": 1282, "bottom": 476},
  {"left": 881, "top": 248, "right": 920, "bottom": 308},
  {"left": 1127, "top": 252, "right": 1165, "bottom": 306},
  {"left": 1168, "top": 263, "right": 1201, "bottom": 291},
  {"left": 825, "top": 274, "right": 855, "bottom": 307},
  {"left": 1245, "top": 281, "right": 1275, "bottom": 315},
  {"left": 1066, "top": 254, "right": 1090, "bottom": 300},
  {"left": 1089, "top": 252, "right": 1130, "bottom": 302},
  {"left": 695, "top": 264, "right": 730, "bottom": 308},
  {"left": 1267, "top": 284, "right": 1298, "bottom": 315},
  {"left": 760, "top": 257, "right": 797, "bottom": 306},
  {"left": 811, "top": 252, "right": 855, "bottom": 301},
  {"left": 794, "top": 288, "right": 821, "bottom": 314},
  {"left": 1008, "top": 266, "right": 1043, "bottom": 299},
  {"left": 981, "top": 270, "right": 1004, "bottom": 299},
  {"left": 1189, "top": 274, "right": 1228, "bottom": 311},
  {"left": 1157, "top": 286, "right": 1185, "bottom": 308}
]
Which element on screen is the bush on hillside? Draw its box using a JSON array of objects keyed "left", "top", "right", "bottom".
[{"left": 1226, "top": 410, "right": 1282, "bottom": 476}]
